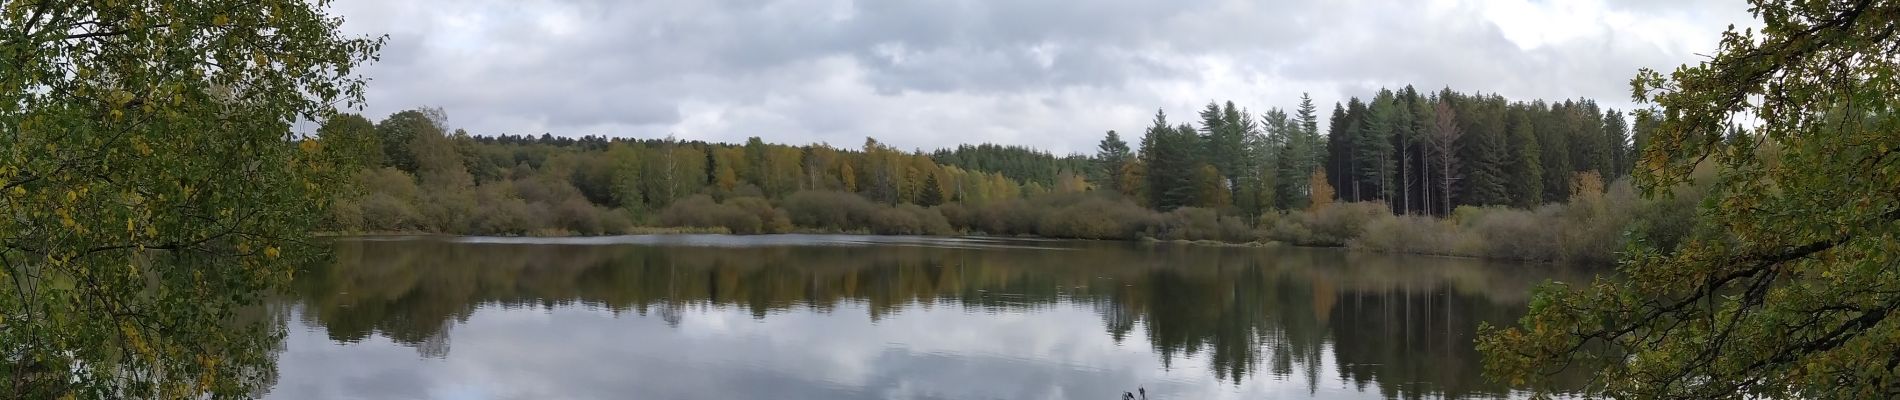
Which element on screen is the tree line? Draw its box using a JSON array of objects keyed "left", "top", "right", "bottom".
[
  {"left": 317, "top": 108, "right": 1082, "bottom": 236},
  {"left": 1092, "top": 87, "right": 1648, "bottom": 220},
  {"left": 317, "top": 86, "right": 1665, "bottom": 254}
]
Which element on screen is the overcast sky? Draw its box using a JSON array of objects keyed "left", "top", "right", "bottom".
[{"left": 324, "top": 0, "right": 1754, "bottom": 154}]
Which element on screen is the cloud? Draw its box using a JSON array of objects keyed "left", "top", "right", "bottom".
[{"left": 324, "top": 0, "right": 1752, "bottom": 154}]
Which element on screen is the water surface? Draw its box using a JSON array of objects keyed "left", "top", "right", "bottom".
[{"left": 264, "top": 235, "right": 1587, "bottom": 399}]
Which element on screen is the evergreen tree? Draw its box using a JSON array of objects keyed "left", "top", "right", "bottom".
[
  {"left": 1459, "top": 95, "right": 1510, "bottom": 206},
  {"left": 1324, "top": 103, "right": 1353, "bottom": 203},
  {"left": 1094, "top": 130, "right": 1133, "bottom": 193},
  {"left": 1199, "top": 101, "right": 1250, "bottom": 195},
  {"left": 1570, "top": 100, "right": 1611, "bottom": 177},
  {"left": 1280, "top": 93, "right": 1321, "bottom": 209},
  {"left": 1140, "top": 110, "right": 1199, "bottom": 210},
  {"left": 917, "top": 174, "right": 945, "bottom": 207},
  {"left": 1265, "top": 108, "right": 1302, "bottom": 210},
  {"left": 1538, "top": 101, "right": 1574, "bottom": 201},
  {"left": 1503, "top": 110, "right": 1545, "bottom": 208},
  {"left": 1603, "top": 109, "right": 1632, "bottom": 180},
  {"left": 1339, "top": 99, "right": 1371, "bottom": 201},
  {"left": 1357, "top": 91, "right": 1398, "bottom": 203},
  {"left": 1631, "top": 108, "right": 1658, "bottom": 171},
  {"left": 1394, "top": 86, "right": 1421, "bottom": 213}
]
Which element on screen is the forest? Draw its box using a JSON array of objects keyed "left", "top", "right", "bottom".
[{"left": 318, "top": 86, "right": 1696, "bottom": 263}]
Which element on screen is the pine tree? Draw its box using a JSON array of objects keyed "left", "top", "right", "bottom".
[
  {"left": 1602, "top": 109, "right": 1631, "bottom": 180},
  {"left": 917, "top": 174, "right": 944, "bottom": 206},
  {"left": 1459, "top": 95, "right": 1510, "bottom": 206},
  {"left": 1340, "top": 99, "right": 1371, "bottom": 201},
  {"left": 1141, "top": 110, "right": 1199, "bottom": 210},
  {"left": 1538, "top": 101, "right": 1574, "bottom": 201},
  {"left": 1357, "top": 91, "right": 1398, "bottom": 203},
  {"left": 1504, "top": 110, "right": 1544, "bottom": 207},
  {"left": 1325, "top": 103, "right": 1354, "bottom": 203},
  {"left": 1094, "top": 130, "right": 1132, "bottom": 193},
  {"left": 1283, "top": 93, "right": 1321, "bottom": 209},
  {"left": 1394, "top": 86, "right": 1421, "bottom": 214}
]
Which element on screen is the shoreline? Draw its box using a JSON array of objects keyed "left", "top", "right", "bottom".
[{"left": 312, "top": 229, "right": 1609, "bottom": 264}]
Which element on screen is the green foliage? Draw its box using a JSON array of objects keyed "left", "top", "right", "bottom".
[
  {"left": 917, "top": 174, "right": 945, "bottom": 207},
  {"left": 1093, "top": 130, "right": 1134, "bottom": 195},
  {"left": 1356, "top": 90, "right": 1397, "bottom": 202},
  {"left": 1502, "top": 111, "right": 1544, "bottom": 208},
  {"left": 0, "top": 0, "right": 384, "bottom": 397},
  {"left": 1140, "top": 111, "right": 1201, "bottom": 210},
  {"left": 375, "top": 108, "right": 445, "bottom": 173},
  {"left": 1481, "top": 2, "right": 1900, "bottom": 397},
  {"left": 318, "top": 113, "right": 381, "bottom": 172}
]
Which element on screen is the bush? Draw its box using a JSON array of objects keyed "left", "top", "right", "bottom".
[
  {"left": 868, "top": 204, "right": 955, "bottom": 235},
  {"left": 556, "top": 197, "right": 607, "bottom": 235},
  {"left": 327, "top": 197, "right": 365, "bottom": 231},
  {"left": 1265, "top": 202, "right": 1389, "bottom": 246},
  {"left": 1153, "top": 207, "right": 1232, "bottom": 241},
  {"left": 358, "top": 192, "right": 422, "bottom": 231},
  {"left": 658, "top": 195, "right": 763, "bottom": 234},
  {"left": 1354, "top": 214, "right": 1480, "bottom": 256},
  {"left": 467, "top": 186, "right": 536, "bottom": 235},
  {"left": 728, "top": 196, "right": 792, "bottom": 234},
  {"left": 782, "top": 191, "right": 881, "bottom": 232},
  {"left": 1034, "top": 196, "right": 1152, "bottom": 240}
]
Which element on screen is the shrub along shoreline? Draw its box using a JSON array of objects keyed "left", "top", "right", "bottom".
[{"left": 332, "top": 174, "right": 1698, "bottom": 265}]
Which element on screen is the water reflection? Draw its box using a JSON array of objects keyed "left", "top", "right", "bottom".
[{"left": 268, "top": 236, "right": 1586, "bottom": 399}]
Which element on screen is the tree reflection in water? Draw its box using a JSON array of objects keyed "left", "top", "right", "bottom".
[{"left": 287, "top": 236, "right": 1589, "bottom": 399}]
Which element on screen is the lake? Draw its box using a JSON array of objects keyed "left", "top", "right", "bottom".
[{"left": 260, "top": 235, "right": 1589, "bottom": 399}]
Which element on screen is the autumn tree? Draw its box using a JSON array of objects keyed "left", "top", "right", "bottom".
[
  {"left": 1308, "top": 169, "right": 1334, "bottom": 211},
  {"left": 1426, "top": 100, "right": 1463, "bottom": 216},
  {"left": 1481, "top": 1, "right": 1900, "bottom": 398},
  {"left": 0, "top": 1, "right": 383, "bottom": 398}
]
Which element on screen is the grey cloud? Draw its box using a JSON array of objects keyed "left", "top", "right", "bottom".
[{"left": 327, "top": 0, "right": 1748, "bottom": 153}]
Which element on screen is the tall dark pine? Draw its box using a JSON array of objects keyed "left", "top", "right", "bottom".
[
  {"left": 1631, "top": 108, "right": 1658, "bottom": 171},
  {"left": 1199, "top": 101, "right": 1251, "bottom": 199},
  {"left": 1394, "top": 86, "right": 1422, "bottom": 214},
  {"left": 917, "top": 174, "right": 944, "bottom": 207},
  {"left": 1325, "top": 103, "right": 1353, "bottom": 203},
  {"left": 1280, "top": 93, "right": 1322, "bottom": 210},
  {"left": 1141, "top": 110, "right": 1198, "bottom": 210},
  {"left": 1570, "top": 100, "right": 1610, "bottom": 178},
  {"left": 1458, "top": 94, "right": 1510, "bottom": 206},
  {"left": 1538, "top": 101, "right": 1574, "bottom": 202},
  {"left": 1341, "top": 99, "right": 1371, "bottom": 201},
  {"left": 1503, "top": 109, "right": 1545, "bottom": 208},
  {"left": 1094, "top": 130, "right": 1132, "bottom": 193},
  {"left": 1603, "top": 110, "right": 1631, "bottom": 180}
]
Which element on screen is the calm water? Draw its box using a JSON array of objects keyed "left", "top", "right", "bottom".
[{"left": 261, "top": 235, "right": 1587, "bottom": 400}]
